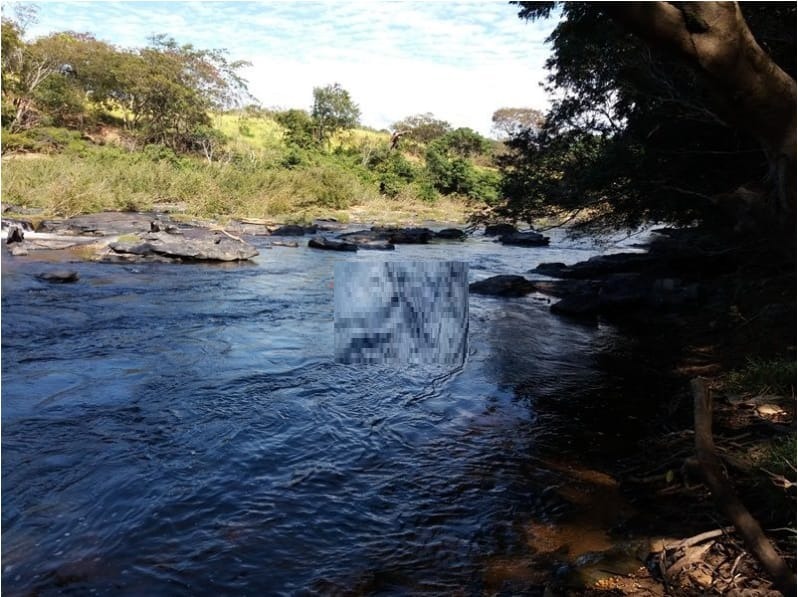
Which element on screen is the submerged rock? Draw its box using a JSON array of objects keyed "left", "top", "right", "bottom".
[
  {"left": 308, "top": 236, "right": 358, "bottom": 252},
  {"left": 36, "top": 270, "right": 79, "bottom": 283}
]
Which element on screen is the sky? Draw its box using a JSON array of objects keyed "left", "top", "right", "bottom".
[{"left": 5, "top": 1, "right": 558, "bottom": 137}]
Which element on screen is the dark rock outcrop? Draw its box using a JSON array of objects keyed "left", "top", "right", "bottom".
[
  {"left": 484, "top": 223, "right": 517, "bottom": 236},
  {"left": 531, "top": 253, "right": 656, "bottom": 278},
  {"left": 371, "top": 226, "right": 433, "bottom": 244},
  {"left": 6, "top": 226, "right": 25, "bottom": 244},
  {"left": 435, "top": 228, "right": 466, "bottom": 240},
  {"left": 308, "top": 236, "right": 358, "bottom": 252},
  {"left": 338, "top": 227, "right": 433, "bottom": 245},
  {"left": 272, "top": 224, "right": 317, "bottom": 236},
  {"left": 469, "top": 275, "right": 537, "bottom": 297},
  {"left": 499, "top": 231, "right": 550, "bottom": 247}
]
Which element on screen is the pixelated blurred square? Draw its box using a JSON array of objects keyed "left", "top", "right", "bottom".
[{"left": 334, "top": 261, "right": 469, "bottom": 365}]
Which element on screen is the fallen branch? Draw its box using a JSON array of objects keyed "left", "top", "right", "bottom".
[{"left": 691, "top": 377, "right": 796, "bottom": 596}]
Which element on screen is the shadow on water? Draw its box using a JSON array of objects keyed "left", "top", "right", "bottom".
[{"left": 2, "top": 234, "right": 684, "bottom": 595}]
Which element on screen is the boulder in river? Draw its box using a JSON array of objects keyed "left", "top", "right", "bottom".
[
  {"left": 6, "top": 226, "right": 25, "bottom": 244},
  {"left": 308, "top": 236, "right": 358, "bottom": 252},
  {"left": 530, "top": 253, "right": 656, "bottom": 279},
  {"left": 272, "top": 224, "right": 317, "bottom": 236},
  {"left": 337, "top": 227, "right": 433, "bottom": 245},
  {"left": 499, "top": 231, "right": 550, "bottom": 247},
  {"left": 109, "top": 230, "right": 258, "bottom": 262},
  {"left": 484, "top": 223, "right": 517, "bottom": 236},
  {"left": 371, "top": 226, "right": 433, "bottom": 244},
  {"left": 469, "top": 275, "right": 537, "bottom": 297},
  {"left": 435, "top": 228, "right": 466, "bottom": 240}
]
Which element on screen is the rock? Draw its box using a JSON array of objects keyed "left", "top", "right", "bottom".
[
  {"left": 8, "top": 243, "right": 29, "bottom": 256},
  {"left": 272, "top": 224, "right": 316, "bottom": 236},
  {"left": 469, "top": 275, "right": 536, "bottom": 297},
  {"left": 36, "top": 270, "right": 79, "bottom": 283},
  {"left": 435, "top": 228, "right": 466, "bottom": 240},
  {"left": 355, "top": 240, "right": 395, "bottom": 251},
  {"left": 3, "top": 218, "right": 34, "bottom": 234},
  {"left": 338, "top": 227, "right": 433, "bottom": 245},
  {"left": 39, "top": 212, "right": 157, "bottom": 236},
  {"left": 312, "top": 218, "right": 346, "bottom": 231},
  {"left": 110, "top": 230, "right": 258, "bottom": 262},
  {"left": 485, "top": 223, "right": 517, "bottom": 236},
  {"left": 532, "top": 262, "right": 568, "bottom": 277},
  {"left": 530, "top": 253, "right": 655, "bottom": 278},
  {"left": 550, "top": 293, "right": 600, "bottom": 319},
  {"left": 308, "top": 236, "right": 358, "bottom": 252},
  {"left": 6, "top": 226, "right": 25, "bottom": 244},
  {"left": 270, "top": 240, "right": 299, "bottom": 248},
  {"left": 500, "top": 231, "right": 550, "bottom": 247},
  {"left": 371, "top": 226, "right": 433, "bottom": 244}
]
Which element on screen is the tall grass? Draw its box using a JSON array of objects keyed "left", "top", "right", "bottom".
[{"left": 1, "top": 145, "right": 473, "bottom": 224}]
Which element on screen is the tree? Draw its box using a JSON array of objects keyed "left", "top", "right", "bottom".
[
  {"left": 274, "top": 108, "right": 315, "bottom": 149},
  {"left": 311, "top": 83, "right": 360, "bottom": 145},
  {"left": 491, "top": 107, "right": 545, "bottom": 139},
  {"left": 390, "top": 112, "right": 452, "bottom": 144},
  {"left": 600, "top": 2, "right": 796, "bottom": 220},
  {"left": 500, "top": 2, "right": 795, "bottom": 236}
]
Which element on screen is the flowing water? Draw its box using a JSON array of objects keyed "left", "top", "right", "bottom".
[{"left": 2, "top": 229, "right": 671, "bottom": 595}]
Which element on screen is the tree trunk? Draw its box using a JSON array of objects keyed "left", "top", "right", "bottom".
[{"left": 602, "top": 2, "right": 796, "bottom": 221}]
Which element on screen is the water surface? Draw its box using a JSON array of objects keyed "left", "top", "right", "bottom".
[{"left": 3, "top": 229, "right": 662, "bottom": 595}]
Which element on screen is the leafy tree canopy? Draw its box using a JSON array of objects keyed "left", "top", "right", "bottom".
[
  {"left": 498, "top": 2, "right": 796, "bottom": 234},
  {"left": 311, "top": 83, "right": 360, "bottom": 144},
  {"left": 391, "top": 112, "right": 452, "bottom": 144}
]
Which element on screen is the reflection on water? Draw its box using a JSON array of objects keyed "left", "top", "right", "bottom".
[
  {"left": 2, "top": 231, "right": 668, "bottom": 594},
  {"left": 334, "top": 261, "right": 468, "bottom": 365}
]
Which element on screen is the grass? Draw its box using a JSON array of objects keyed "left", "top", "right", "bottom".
[
  {"left": 1, "top": 146, "right": 475, "bottom": 225},
  {"left": 724, "top": 357, "right": 796, "bottom": 397}
]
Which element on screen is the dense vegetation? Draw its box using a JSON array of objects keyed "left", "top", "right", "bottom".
[
  {"left": 0, "top": 14, "right": 502, "bottom": 222},
  {"left": 497, "top": 2, "right": 796, "bottom": 239}
]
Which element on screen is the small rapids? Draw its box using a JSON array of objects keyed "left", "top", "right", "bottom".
[{"left": 2, "top": 229, "right": 670, "bottom": 595}]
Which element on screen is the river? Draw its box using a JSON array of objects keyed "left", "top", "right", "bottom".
[{"left": 2, "top": 228, "right": 672, "bottom": 595}]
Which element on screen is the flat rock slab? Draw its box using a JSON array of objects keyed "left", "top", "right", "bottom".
[
  {"left": 40, "top": 212, "right": 158, "bottom": 236},
  {"left": 110, "top": 230, "right": 258, "bottom": 262}
]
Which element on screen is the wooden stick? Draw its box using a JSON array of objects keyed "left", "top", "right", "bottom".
[{"left": 691, "top": 377, "right": 796, "bottom": 596}]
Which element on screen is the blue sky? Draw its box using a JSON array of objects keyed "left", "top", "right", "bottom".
[{"left": 5, "top": 1, "right": 558, "bottom": 137}]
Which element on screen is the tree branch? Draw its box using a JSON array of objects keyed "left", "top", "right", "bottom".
[{"left": 691, "top": 378, "right": 796, "bottom": 596}]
